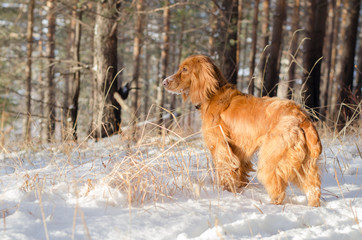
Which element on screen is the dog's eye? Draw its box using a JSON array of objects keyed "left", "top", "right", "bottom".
[{"left": 182, "top": 67, "right": 187, "bottom": 72}]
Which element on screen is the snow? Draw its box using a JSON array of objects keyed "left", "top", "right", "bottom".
[{"left": 0, "top": 133, "right": 361, "bottom": 240}]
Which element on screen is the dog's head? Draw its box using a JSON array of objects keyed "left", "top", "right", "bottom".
[{"left": 163, "top": 55, "right": 227, "bottom": 105}]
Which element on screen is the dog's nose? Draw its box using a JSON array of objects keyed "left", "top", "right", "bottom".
[{"left": 163, "top": 78, "right": 170, "bottom": 87}]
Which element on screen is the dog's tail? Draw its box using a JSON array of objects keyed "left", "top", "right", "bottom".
[{"left": 300, "top": 120, "right": 322, "bottom": 159}]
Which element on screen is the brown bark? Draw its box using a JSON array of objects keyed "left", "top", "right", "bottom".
[
  {"left": 248, "top": 0, "right": 260, "bottom": 95},
  {"left": 262, "top": 0, "right": 287, "bottom": 97},
  {"left": 24, "top": 0, "right": 35, "bottom": 143},
  {"left": 335, "top": 0, "right": 361, "bottom": 126},
  {"left": 156, "top": 0, "right": 170, "bottom": 131},
  {"left": 302, "top": 0, "right": 328, "bottom": 116},
  {"left": 90, "top": 0, "right": 120, "bottom": 139},
  {"left": 326, "top": 0, "right": 341, "bottom": 122},
  {"left": 132, "top": 0, "right": 144, "bottom": 124},
  {"left": 208, "top": 2, "right": 218, "bottom": 57},
  {"left": 45, "top": 0, "right": 56, "bottom": 142}
]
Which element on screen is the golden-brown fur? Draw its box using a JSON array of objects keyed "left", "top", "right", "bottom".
[{"left": 163, "top": 55, "right": 322, "bottom": 207}]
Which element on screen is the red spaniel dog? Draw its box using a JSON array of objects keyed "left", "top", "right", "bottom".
[{"left": 163, "top": 55, "right": 322, "bottom": 207}]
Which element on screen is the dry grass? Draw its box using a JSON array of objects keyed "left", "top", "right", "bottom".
[{"left": 104, "top": 107, "right": 213, "bottom": 205}]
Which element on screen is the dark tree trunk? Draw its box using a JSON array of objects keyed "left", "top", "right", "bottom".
[
  {"left": 45, "top": 0, "right": 56, "bottom": 142},
  {"left": 90, "top": 0, "right": 120, "bottom": 139},
  {"left": 302, "top": 0, "right": 328, "bottom": 117},
  {"left": 236, "top": 0, "right": 243, "bottom": 87},
  {"left": 258, "top": 0, "right": 270, "bottom": 96},
  {"left": 68, "top": 2, "right": 82, "bottom": 141},
  {"left": 24, "top": 0, "right": 35, "bottom": 143},
  {"left": 248, "top": 0, "right": 260, "bottom": 95},
  {"left": 217, "top": 0, "right": 238, "bottom": 84},
  {"left": 262, "top": 0, "right": 287, "bottom": 97},
  {"left": 335, "top": 0, "right": 360, "bottom": 126},
  {"left": 356, "top": 33, "right": 362, "bottom": 100}
]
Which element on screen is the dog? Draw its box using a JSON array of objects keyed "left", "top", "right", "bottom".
[{"left": 163, "top": 55, "right": 322, "bottom": 207}]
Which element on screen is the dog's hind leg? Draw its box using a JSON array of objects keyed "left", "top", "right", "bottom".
[
  {"left": 292, "top": 156, "right": 321, "bottom": 207},
  {"left": 257, "top": 130, "right": 305, "bottom": 205}
]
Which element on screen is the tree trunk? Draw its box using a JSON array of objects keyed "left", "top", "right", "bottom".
[
  {"left": 335, "top": 0, "right": 360, "bottom": 127},
  {"left": 240, "top": 2, "right": 250, "bottom": 89},
  {"left": 302, "top": 0, "right": 328, "bottom": 117},
  {"left": 235, "top": 0, "right": 243, "bottom": 87},
  {"left": 90, "top": 0, "right": 120, "bottom": 139},
  {"left": 37, "top": 8, "right": 45, "bottom": 143},
  {"left": 258, "top": 0, "right": 270, "bottom": 96},
  {"left": 156, "top": 0, "right": 170, "bottom": 132},
  {"left": 248, "top": 0, "right": 260, "bottom": 95},
  {"left": 24, "top": 0, "right": 35, "bottom": 143},
  {"left": 356, "top": 32, "right": 362, "bottom": 100},
  {"left": 45, "top": 0, "right": 56, "bottom": 142},
  {"left": 171, "top": 2, "right": 186, "bottom": 113},
  {"left": 287, "top": 0, "right": 300, "bottom": 99},
  {"left": 262, "top": 0, "right": 287, "bottom": 97},
  {"left": 143, "top": 25, "right": 150, "bottom": 119},
  {"left": 132, "top": 0, "right": 144, "bottom": 126},
  {"left": 326, "top": 0, "right": 341, "bottom": 123},
  {"left": 208, "top": 2, "right": 218, "bottom": 57},
  {"left": 67, "top": 2, "right": 83, "bottom": 141},
  {"left": 216, "top": 0, "right": 238, "bottom": 84}
]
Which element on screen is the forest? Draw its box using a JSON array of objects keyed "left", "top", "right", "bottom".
[{"left": 0, "top": 0, "right": 361, "bottom": 145}]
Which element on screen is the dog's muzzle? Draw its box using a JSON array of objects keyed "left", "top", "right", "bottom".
[{"left": 162, "top": 77, "right": 172, "bottom": 88}]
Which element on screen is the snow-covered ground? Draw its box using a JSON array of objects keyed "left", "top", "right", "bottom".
[{"left": 0, "top": 131, "right": 361, "bottom": 240}]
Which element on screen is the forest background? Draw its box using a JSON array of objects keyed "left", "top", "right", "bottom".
[{"left": 0, "top": 0, "right": 361, "bottom": 146}]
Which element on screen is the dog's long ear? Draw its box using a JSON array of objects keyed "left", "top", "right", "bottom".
[{"left": 189, "top": 57, "right": 227, "bottom": 104}]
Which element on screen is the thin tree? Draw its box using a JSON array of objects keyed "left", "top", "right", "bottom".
[
  {"left": 24, "top": 0, "right": 35, "bottom": 143},
  {"left": 143, "top": 18, "right": 150, "bottom": 119},
  {"left": 156, "top": 0, "right": 170, "bottom": 133},
  {"left": 38, "top": 8, "right": 45, "bottom": 142},
  {"left": 68, "top": 1, "right": 83, "bottom": 141},
  {"left": 302, "top": 0, "right": 328, "bottom": 117},
  {"left": 132, "top": 0, "right": 144, "bottom": 126},
  {"left": 171, "top": 1, "right": 186, "bottom": 113},
  {"left": 335, "top": 0, "right": 360, "bottom": 126},
  {"left": 208, "top": 2, "right": 218, "bottom": 57},
  {"left": 90, "top": 0, "right": 121, "bottom": 139},
  {"left": 235, "top": 0, "right": 243, "bottom": 86},
  {"left": 45, "top": 0, "right": 57, "bottom": 142},
  {"left": 287, "top": 0, "right": 300, "bottom": 99},
  {"left": 262, "top": 0, "right": 287, "bottom": 97},
  {"left": 248, "top": 0, "right": 260, "bottom": 95},
  {"left": 240, "top": 1, "right": 250, "bottom": 89}
]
